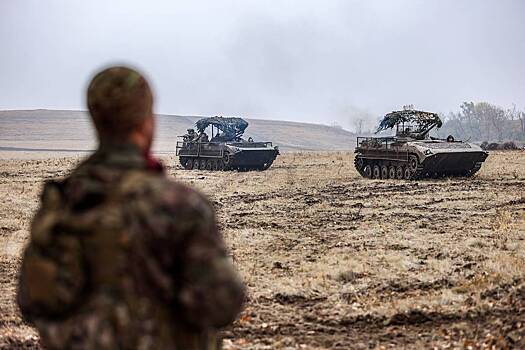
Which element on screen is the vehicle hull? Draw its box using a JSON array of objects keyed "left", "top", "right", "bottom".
[
  {"left": 419, "top": 151, "right": 488, "bottom": 176},
  {"left": 177, "top": 141, "right": 279, "bottom": 171},
  {"left": 354, "top": 137, "right": 489, "bottom": 179},
  {"left": 229, "top": 149, "right": 279, "bottom": 169}
]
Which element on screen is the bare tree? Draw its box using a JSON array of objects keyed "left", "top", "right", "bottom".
[
  {"left": 345, "top": 107, "right": 376, "bottom": 135},
  {"left": 354, "top": 118, "right": 364, "bottom": 134},
  {"left": 440, "top": 102, "right": 523, "bottom": 142},
  {"left": 459, "top": 102, "right": 482, "bottom": 140},
  {"left": 518, "top": 109, "right": 525, "bottom": 140}
]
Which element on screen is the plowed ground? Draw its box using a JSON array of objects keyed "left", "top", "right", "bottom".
[{"left": 1, "top": 151, "right": 524, "bottom": 349}]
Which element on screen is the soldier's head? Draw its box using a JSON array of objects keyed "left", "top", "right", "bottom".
[{"left": 87, "top": 66, "right": 154, "bottom": 151}]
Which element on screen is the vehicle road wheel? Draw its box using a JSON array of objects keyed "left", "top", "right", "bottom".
[
  {"left": 179, "top": 157, "right": 188, "bottom": 169},
  {"left": 223, "top": 153, "right": 231, "bottom": 165},
  {"left": 211, "top": 159, "right": 219, "bottom": 171},
  {"left": 388, "top": 166, "right": 396, "bottom": 179},
  {"left": 396, "top": 166, "right": 404, "bottom": 179},
  {"left": 381, "top": 165, "right": 388, "bottom": 179},
  {"left": 355, "top": 157, "right": 364, "bottom": 170},
  {"left": 206, "top": 160, "right": 213, "bottom": 170},
  {"left": 372, "top": 165, "right": 381, "bottom": 179},
  {"left": 409, "top": 155, "right": 418, "bottom": 171},
  {"left": 186, "top": 158, "right": 193, "bottom": 170},
  {"left": 200, "top": 160, "right": 207, "bottom": 170},
  {"left": 363, "top": 164, "right": 372, "bottom": 178},
  {"left": 403, "top": 167, "right": 412, "bottom": 180},
  {"left": 192, "top": 159, "right": 200, "bottom": 170}
]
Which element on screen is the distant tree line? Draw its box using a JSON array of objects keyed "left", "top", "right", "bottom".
[{"left": 439, "top": 102, "right": 525, "bottom": 142}]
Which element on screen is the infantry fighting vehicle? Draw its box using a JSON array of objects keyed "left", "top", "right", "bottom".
[
  {"left": 176, "top": 116, "right": 279, "bottom": 171},
  {"left": 354, "top": 110, "right": 488, "bottom": 179}
]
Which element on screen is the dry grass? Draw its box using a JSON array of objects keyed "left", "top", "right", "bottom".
[{"left": 1, "top": 150, "right": 525, "bottom": 349}]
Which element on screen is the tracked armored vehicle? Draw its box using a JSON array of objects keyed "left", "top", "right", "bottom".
[
  {"left": 354, "top": 110, "right": 488, "bottom": 180},
  {"left": 176, "top": 116, "right": 279, "bottom": 171}
]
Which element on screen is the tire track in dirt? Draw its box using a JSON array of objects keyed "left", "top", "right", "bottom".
[
  {"left": 232, "top": 281, "right": 525, "bottom": 349},
  {"left": 2, "top": 152, "right": 525, "bottom": 349}
]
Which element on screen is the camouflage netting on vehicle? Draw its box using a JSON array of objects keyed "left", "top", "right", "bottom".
[
  {"left": 196, "top": 116, "right": 249, "bottom": 141},
  {"left": 376, "top": 110, "right": 443, "bottom": 133}
]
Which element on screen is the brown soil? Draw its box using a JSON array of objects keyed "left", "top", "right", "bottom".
[{"left": 1, "top": 151, "right": 524, "bottom": 349}]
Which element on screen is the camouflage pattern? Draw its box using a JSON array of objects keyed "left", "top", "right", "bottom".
[
  {"left": 87, "top": 66, "right": 153, "bottom": 138},
  {"left": 176, "top": 116, "right": 280, "bottom": 171},
  {"left": 18, "top": 143, "right": 245, "bottom": 349}
]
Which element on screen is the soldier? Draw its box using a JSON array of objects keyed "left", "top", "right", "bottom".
[
  {"left": 197, "top": 132, "right": 209, "bottom": 143},
  {"left": 184, "top": 128, "right": 196, "bottom": 142},
  {"left": 17, "top": 66, "right": 245, "bottom": 349}
]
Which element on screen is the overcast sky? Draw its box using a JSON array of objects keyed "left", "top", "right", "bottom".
[{"left": 1, "top": 0, "right": 524, "bottom": 128}]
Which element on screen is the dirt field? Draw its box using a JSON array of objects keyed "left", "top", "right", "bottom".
[{"left": 1, "top": 151, "right": 524, "bottom": 349}]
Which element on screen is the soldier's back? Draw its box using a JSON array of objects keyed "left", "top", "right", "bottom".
[{"left": 18, "top": 144, "right": 244, "bottom": 349}]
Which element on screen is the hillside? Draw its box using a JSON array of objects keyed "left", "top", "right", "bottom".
[{"left": 0, "top": 110, "right": 354, "bottom": 154}]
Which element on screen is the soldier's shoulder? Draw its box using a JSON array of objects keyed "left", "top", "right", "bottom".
[
  {"left": 121, "top": 171, "right": 214, "bottom": 213},
  {"left": 119, "top": 173, "right": 217, "bottom": 235}
]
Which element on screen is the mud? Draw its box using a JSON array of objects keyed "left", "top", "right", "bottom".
[{"left": 0, "top": 151, "right": 524, "bottom": 349}]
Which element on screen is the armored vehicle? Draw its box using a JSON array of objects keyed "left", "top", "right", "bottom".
[
  {"left": 176, "top": 116, "right": 279, "bottom": 171},
  {"left": 354, "top": 110, "right": 488, "bottom": 179}
]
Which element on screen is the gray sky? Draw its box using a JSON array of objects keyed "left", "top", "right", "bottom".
[{"left": 1, "top": 0, "right": 524, "bottom": 129}]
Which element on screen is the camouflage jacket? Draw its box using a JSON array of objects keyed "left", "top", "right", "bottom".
[{"left": 17, "top": 143, "right": 245, "bottom": 349}]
